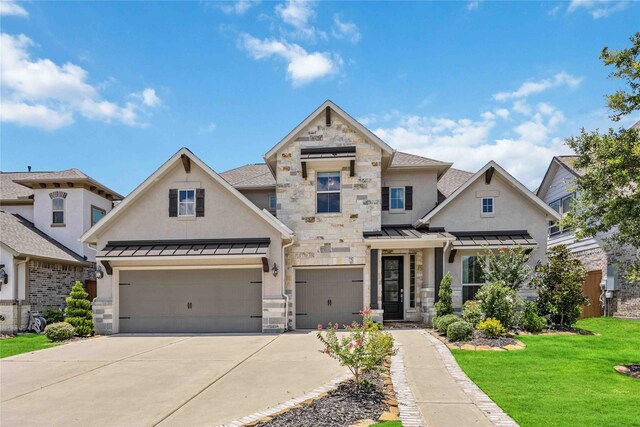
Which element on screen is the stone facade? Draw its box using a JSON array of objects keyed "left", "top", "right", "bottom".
[
  {"left": 93, "top": 298, "right": 113, "bottom": 334},
  {"left": 28, "top": 260, "right": 95, "bottom": 314},
  {"left": 276, "top": 114, "right": 383, "bottom": 328},
  {"left": 381, "top": 249, "right": 424, "bottom": 321},
  {"left": 262, "top": 298, "right": 287, "bottom": 332},
  {"left": 0, "top": 303, "right": 31, "bottom": 334}
]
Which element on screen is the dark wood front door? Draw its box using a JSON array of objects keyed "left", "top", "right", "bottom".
[{"left": 382, "top": 257, "right": 403, "bottom": 320}]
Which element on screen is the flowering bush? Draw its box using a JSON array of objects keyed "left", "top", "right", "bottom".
[
  {"left": 476, "top": 281, "right": 520, "bottom": 330},
  {"left": 482, "top": 246, "right": 533, "bottom": 291},
  {"left": 316, "top": 309, "right": 396, "bottom": 389},
  {"left": 477, "top": 317, "right": 506, "bottom": 338},
  {"left": 462, "top": 300, "right": 483, "bottom": 327}
]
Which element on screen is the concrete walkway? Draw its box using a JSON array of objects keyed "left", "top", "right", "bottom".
[
  {"left": 392, "top": 329, "right": 504, "bottom": 427},
  {"left": 0, "top": 332, "right": 346, "bottom": 427}
]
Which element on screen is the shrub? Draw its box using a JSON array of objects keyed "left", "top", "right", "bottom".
[
  {"left": 462, "top": 300, "right": 482, "bottom": 327},
  {"left": 45, "top": 308, "right": 64, "bottom": 324},
  {"left": 477, "top": 317, "right": 506, "bottom": 338},
  {"left": 482, "top": 246, "right": 533, "bottom": 291},
  {"left": 64, "top": 281, "right": 94, "bottom": 336},
  {"left": 434, "top": 314, "right": 460, "bottom": 333},
  {"left": 447, "top": 320, "right": 474, "bottom": 341},
  {"left": 476, "top": 281, "right": 520, "bottom": 330},
  {"left": 435, "top": 272, "right": 454, "bottom": 317},
  {"left": 532, "top": 245, "right": 588, "bottom": 328},
  {"left": 317, "top": 310, "right": 396, "bottom": 389},
  {"left": 44, "top": 322, "right": 75, "bottom": 341},
  {"left": 520, "top": 301, "right": 547, "bottom": 332}
]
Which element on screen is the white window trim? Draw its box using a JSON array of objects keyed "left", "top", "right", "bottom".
[
  {"left": 178, "top": 189, "right": 196, "bottom": 217},
  {"left": 52, "top": 197, "right": 65, "bottom": 225},
  {"left": 548, "top": 193, "right": 574, "bottom": 236},
  {"left": 269, "top": 195, "right": 277, "bottom": 210},
  {"left": 481, "top": 197, "right": 494, "bottom": 217},
  {"left": 389, "top": 187, "right": 406, "bottom": 213},
  {"left": 316, "top": 171, "right": 341, "bottom": 214},
  {"left": 91, "top": 205, "right": 107, "bottom": 226}
]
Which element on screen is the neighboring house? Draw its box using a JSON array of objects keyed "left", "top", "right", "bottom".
[
  {"left": 81, "top": 100, "right": 560, "bottom": 334},
  {"left": 0, "top": 170, "right": 123, "bottom": 333},
  {"left": 537, "top": 155, "right": 640, "bottom": 319}
]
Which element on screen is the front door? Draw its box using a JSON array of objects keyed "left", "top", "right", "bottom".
[{"left": 382, "top": 257, "right": 403, "bottom": 320}]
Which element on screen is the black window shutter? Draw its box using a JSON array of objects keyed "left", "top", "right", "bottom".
[
  {"left": 381, "top": 187, "right": 389, "bottom": 211},
  {"left": 169, "top": 189, "right": 178, "bottom": 217},
  {"left": 406, "top": 186, "right": 413, "bottom": 210},
  {"left": 196, "top": 188, "right": 205, "bottom": 217}
]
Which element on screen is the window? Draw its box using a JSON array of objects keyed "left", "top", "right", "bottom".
[
  {"left": 52, "top": 197, "right": 64, "bottom": 224},
  {"left": 178, "top": 189, "right": 196, "bottom": 216},
  {"left": 269, "top": 195, "right": 277, "bottom": 210},
  {"left": 482, "top": 197, "right": 494, "bottom": 214},
  {"left": 462, "top": 255, "right": 486, "bottom": 303},
  {"left": 390, "top": 187, "right": 405, "bottom": 211},
  {"left": 316, "top": 172, "right": 341, "bottom": 213},
  {"left": 548, "top": 193, "right": 574, "bottom": 236},
  {"left": 91, "top": 206, "right": 106, "bottom": 226},
  {"left": 409, "top": 255, "right": 416, "bottom": 308}
]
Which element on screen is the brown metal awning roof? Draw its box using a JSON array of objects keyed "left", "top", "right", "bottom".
[
  {"left": 98, "top": 238, "right": 270, "bottom": 258},
  {"left": 300, "top": 146, "right": 356, "bottom": 160},
  {"left": 450, "top": 231, "right": 536, "bottom": 248},
  {"left": 364, "top": 225, "right": 454, "bottom": 241}
]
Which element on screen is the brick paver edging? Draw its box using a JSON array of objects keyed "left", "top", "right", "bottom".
[
  {"left": 419, "top": 330, "right": 520, "bottom": 427},
  {"left": 389, "top": 344, "right": 425, "bottom": 427},
  {"left": 217, "top": 371, "right": 352, "bottom": 427}
]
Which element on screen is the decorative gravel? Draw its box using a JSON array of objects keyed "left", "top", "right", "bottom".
[{"left": 254, "top": 372, "right": 387, "bottom": 427}]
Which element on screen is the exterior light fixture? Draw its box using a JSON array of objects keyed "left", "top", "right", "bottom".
[
  {"left": 95, "top": 266, "right": 104, "bottom": 279},
  {"left": 272, "top": 262, "right": 279, "bottom": 277},
  {"left": 0, "top": 264, "right": 7, "bottom": 287}
]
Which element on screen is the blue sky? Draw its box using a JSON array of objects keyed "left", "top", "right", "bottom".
[{"left": 1, "top": 0, "right": 639, "bottom": 194}]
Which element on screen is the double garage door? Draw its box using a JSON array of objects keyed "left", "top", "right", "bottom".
[
  {"left": 296, "top": 268, "right": 363, "bottom": 329},
  {"left": 119, "top": 269, "right": 262, "bottom": 333}
]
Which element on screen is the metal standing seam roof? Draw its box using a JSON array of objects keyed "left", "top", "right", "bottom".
[
  {"left": 450, "top": 231, "right": 537, "bottom": 247},
  {"left": 98, "top": 238, "right": 271, "bottom": 258},
  {"left": 363, "top": 225, "right": 453, "bottom": 240}
]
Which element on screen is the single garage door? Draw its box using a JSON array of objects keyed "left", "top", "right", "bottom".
[
  {"left": 119, "top": 269, "right": 262, "bottom": 333},
  {"left": 296, "top": 267, "right": 363, "bottom": 329}
]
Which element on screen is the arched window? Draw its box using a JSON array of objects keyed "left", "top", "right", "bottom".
[{"left": 50, "top": 191, "right": 67, "bottom": 225}]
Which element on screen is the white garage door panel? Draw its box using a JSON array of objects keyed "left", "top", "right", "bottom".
[{"left": 119, "top": 269, "right": 262, "bottom": 333}]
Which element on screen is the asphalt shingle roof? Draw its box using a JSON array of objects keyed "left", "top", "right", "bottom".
[
  {"left": 390, "top": 151, "right": 451, "bottom": 168},
  {"left": 220, "top": 164, "right": 275, "bottom": 188},
  {"left": 0, "top": 211, "right": 88, "bottom": 264},
  {"left": 437, "top": 168, "right": 473, "bottom": 197}
]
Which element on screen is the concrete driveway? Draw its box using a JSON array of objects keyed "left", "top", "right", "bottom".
[{"left": 0, "top": 332, "right": 346, "bottom": 426}]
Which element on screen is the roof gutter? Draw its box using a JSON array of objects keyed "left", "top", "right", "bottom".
[{"left": 281, "top": 237, "right": 295, "bottom": 332}]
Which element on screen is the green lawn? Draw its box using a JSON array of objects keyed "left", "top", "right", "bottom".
[
  {"left": 0, "top": 333, "right": 60, "bottom": 358},
  {"left": 371, "top": 422, "right": 402, "bottom": 427},
  {"left": 453, "top": 318, "right": 640, "bottom": 427}
]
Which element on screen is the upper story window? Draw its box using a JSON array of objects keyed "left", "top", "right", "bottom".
[
  {"left": 269, "top": 195, "right": 277, "bottom": 211},
  {"left": 462, "top": 255, "right": 486, "bottom": 303},
  {"left": 91, "top": 206, "right": 106, "bottom": 226},
  {"left": 178, "top": 189, "right": 196, "bottom": 217},
  {"left": 317, "top": 172, "right": 340, "bottom": 213},
  {"left": 390, "top": 187, "right": 405, "bottom": 212},
  {"left": 482, "top": 197, "right": 494, "bottom": 214},
  {"left": 49, "top": 191, "right": 67, "bottom": 225},
  {"left": 548, "top": 193, "right": 574, "bottom": 236}
]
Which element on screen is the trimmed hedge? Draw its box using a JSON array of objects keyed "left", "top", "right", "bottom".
[
  {"left": 44, "top": 322, "right": 75, "bottom": 341},
  {"left": 447, "top": 320, "right": 474, "bottom": 341},
  {"left": 462, "top": 300, "right": 482, "bottom": 327},
  {"left": 434, "top": 314, "right": 460, "bottom": 333}
]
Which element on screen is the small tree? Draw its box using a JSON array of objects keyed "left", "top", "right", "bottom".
[
  {"left": 435, "top": 273, "right": 453, "bottom": 317},
  {"left": 532, "top": 246, "right": 588, "bottom": 328},
  {"left": 64, "top": 281, "right": 94, "bottom": 336},
  {"left": 476, "top": 281, "right": 519, "bottom": 330},
  {"left": 482, "top": 246, "right": 533, "bottom": 291}
]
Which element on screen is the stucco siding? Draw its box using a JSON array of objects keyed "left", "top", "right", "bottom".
[
  {"left": 240, "top": 189, "right": 276, "bottom": 214},
  {"left": 381, "top": 169, "right": 438, "bottom": 224},
  {"left": 0, "top": 205, "right": 34, "bottom": 222}
]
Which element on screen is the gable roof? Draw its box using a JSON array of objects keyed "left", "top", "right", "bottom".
[
  {"left": 416, "top": 161, "right": 562, "bottom": 227},
  {"left": 81, "top": 148, "right": 294, "bottom": 244},
  {"left": 535, "top": 155, "right": 582, "bottom": 199},
  {"left": 264, "top": 100, "right": 395, "bottom": 172},
  {"left": 220, "top": 163, "right": 275, "bottom": 189},
  {"left": 437, "top": 167, "right": 473, "bottom": 198},
  {"left": 0, "top": 211, "right": 89, "bottom": 265}
]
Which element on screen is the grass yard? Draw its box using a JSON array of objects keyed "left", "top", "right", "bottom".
[
  {"left": 371, "top": 422, "right": 402, "bottom": 427},
  {"left": 0, "top": 333, "right": 59, "bottom": 358},
  {"left": 453, "top": 317, "right": 640, "bottom": 427}
]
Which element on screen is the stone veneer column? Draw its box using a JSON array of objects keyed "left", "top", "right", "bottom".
[
  {"left": 92, "top": 298, "right": 113, "bottom": 334},
  {"left": 262, "top": 298, "right": 287, "bottom": 333}
]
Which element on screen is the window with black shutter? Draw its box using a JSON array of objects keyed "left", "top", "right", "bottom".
[
  {"left": 405, "top": 186, "right": 413, "bottom": 210},
  {"left": 196, "top": 188, "right": 205, "bottom": 217},
  {"left": 381, "top": 187, "right": 389, "bottom": 211},
  {"left": 169, "top": 189, "right": 178, "bottom": 217}
]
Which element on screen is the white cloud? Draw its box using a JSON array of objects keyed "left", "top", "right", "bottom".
[
  {"left": 275, "top": 0, "right": 325, "bottom": 41},
  {"left": 567, "top": 0, "right": 629, "bottom": 18},
  {"left": 369, "top": 100, "right": 571, "bottom": 189},
  {"left": 331, "top": 14, "right": 361, "bottom": 44},
  {"left": 0, "top": 32, "right": 161, "bottom": 130},
  {"left": 220, "top": 0, "right": 258, "bottom": 15},
  {"left": 0, "top": 0, "right": 27, "bottom": 17},
  {"left": 467, "top": 0, "right": 480, "bottom": 11},
  {"left": 239, "top": 33, "right": 340, "bottom": 86},
  {"left": 493, "top": 72, "right": 582, "bottom": 101},
  {"left": 198, "top": 123, "right": 217, "bottom": 134}
]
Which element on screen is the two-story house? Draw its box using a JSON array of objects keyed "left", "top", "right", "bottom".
[
  {"left": 537, "top": 152, "right": 640, "bottom": 319},
  {"left": 0, "top": 169, "right": 122, "bottom": 333},
  {"left": 81, "top": 101, "right": 560, "bottom": 334}
]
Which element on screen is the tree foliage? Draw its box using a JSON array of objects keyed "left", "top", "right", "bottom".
[
  {"left": 482, "top": 246, "right": 533, "bottom": 291},
  {"left": 532, "top": 246, "right": 587, "bottom": 328},
  {"left": 601, "top": 32, "right": 640, "bottom": 122},
  {"left": 64, "top": 281, "right": 94, "bottom": 336},
  {"left": 435, "top": 272, "right": 454, "bottom": 317}
]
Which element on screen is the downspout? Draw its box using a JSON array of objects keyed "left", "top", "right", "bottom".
[
  {"left": 281, "top": 237, "right": 295, "bottom": 332},
  {"left": 14, "top": 257, "right": 30, "bottom": 332}
]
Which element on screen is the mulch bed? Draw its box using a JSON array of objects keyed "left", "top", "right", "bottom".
[
  {"left": 253, "top": 371, "right": 390, "bottom": 427},
  {"left": 427, "top": 328, "right": 525, "bottom": 351},
  {"left": 614, "top": 364, "right": 640, "bottom": 379}
]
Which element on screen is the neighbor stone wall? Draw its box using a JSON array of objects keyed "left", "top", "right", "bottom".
[
  {"left": 608, "top": 245, "right": 640, "bottom": 319},
  {"left": 276, "top": 113, "right": 383, "bottom": 329},
  {"left": 28, "top": 261, "right": 95, "bottom": 314}
]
